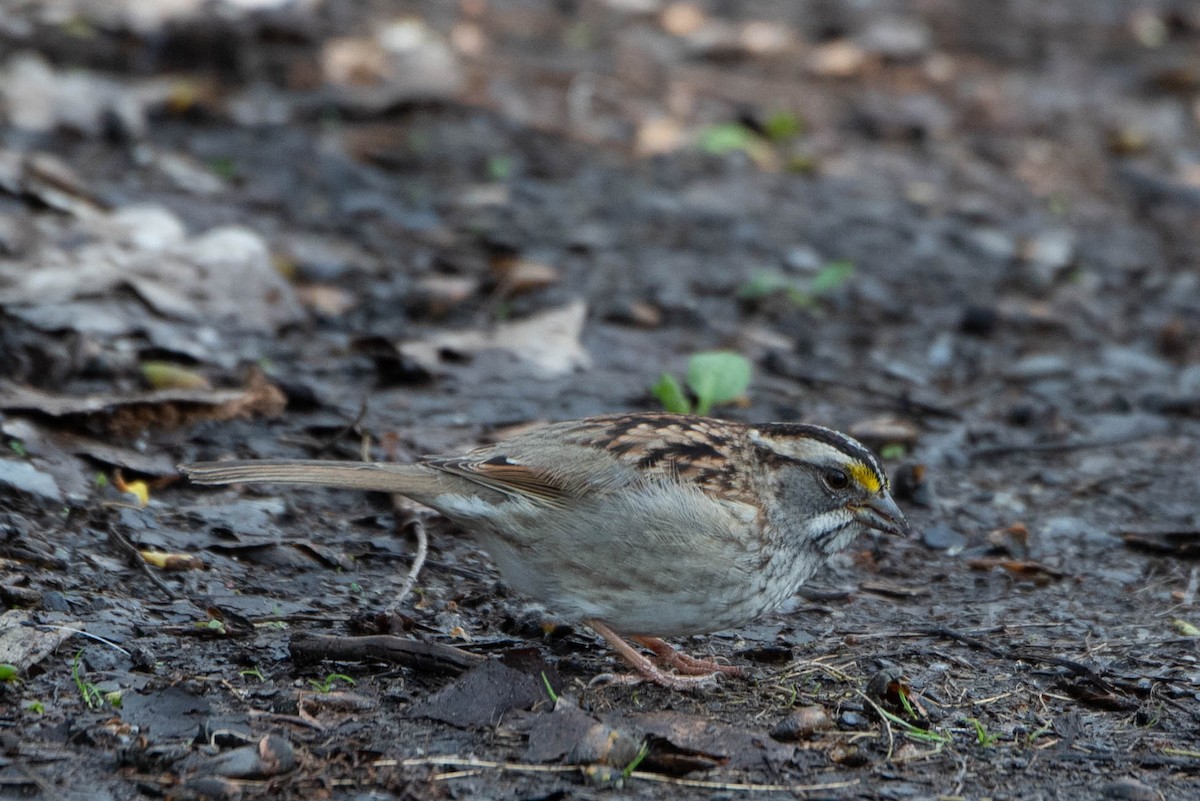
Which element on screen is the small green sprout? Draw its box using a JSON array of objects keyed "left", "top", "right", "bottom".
[
  {"left": 208, "top": 156, "right": 237, "bottom": 180},
  {"left": 967, "top": 717, "right": 999, "bottom": 748},
  {"left": 763, "top": 110, "right": 804, "bottom": 142},
  {"left": 25, "top": 701, "right": 45, "bottom": 714},
  {"left": 487, "top": 155, "right": 513, "bottom": 181},
  {"left": 8, "top": 439, "right": 26, "bottom": 457},
  {"left": 541, "top": 671, "right": 558, "bottom": 703},
  {"left": 879, "top": 443, "right": 908, "bottom": 460},
  {"left": 652, "top": 351, "right": 753, "bottom": 416},
  {"left": 738, "top": 271, "right": 811, "bottom": 306},
  {"left": 0, "top": 664, "right": 19, "bottom": 682},
  {"left": 809, "top": 260, "right": 855, "bottom": 295},
  {"left": 622, "top": 740, "right": 650, "bottom": 779},
  {"left": 651, "top": 373, "right": 690, "bottom": 415},
  {"left": 308, "top": 673, "right": 356, "bottom": 693},
  {"left": 697, "top": 122, "right": 760, "bottom": 156},
  {"left": 71, "top": 651, "right": 104, "bottom": 710},
  {"left": 1026, "top": 721, "right": 1054, "bottom": 745},
  {"left": 738, "top": 260, "right": 855, "bottom": 309},
  {"left": 240, "top": 667, "right": 265, "bottom": 682}
]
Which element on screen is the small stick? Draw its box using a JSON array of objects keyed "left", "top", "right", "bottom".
[
  {"left": 389, "top": 512, "right": 428, "bottom": 615},
  {"left": 289, "top": 633, "right": 484, "bottom": 674}
]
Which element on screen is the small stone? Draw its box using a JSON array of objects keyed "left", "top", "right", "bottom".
[
  {"left": 1100, "top": 346, "right": 1172, "bottom": 379},
  {"left": 739, "top": 20, "right": 791, "bottom": 55},
  {"left": 661, "top": 2, "right": 707, "bottom": 37},
  {"left": 635, "top": 115, "right": 684, "bottom": 157},
  {"left": 856, "top": 16, "right": 932, "bottom": 60},
  {"left": 838, "top": 710, "right": 867, "bottom": 728},
  {"left": 1101, "top": 777, "right": 1159, "bottom": 801},
  {"left": 770, "top": 706, "right": 834, "bottom": 741},
  {"left": 295, "top": 284, "right": 357, "bottom": 317},
  {"left": 926, "top": 331, "right": 954, "bottom": 368},
  {"left": 105, "top": 205, "right": 188, "bottom": 251},
  {"left": 1022, "top": 228, "right": 1077, "bottom": 290},
  {"left": 783, "top": 245, "right": 823, "bottom": 273},
  {"left": 1, "top": 52, "right": 57, "bottom": 132},
  {"left": 964, "top": 227, "right": 1017, "bottom": 263},
  {"left": 1042, "top": 516, "right": 1113, "bottom": 547},
  {"left": 921, "top": 524, "right": 966, "bottom": 552},
  {"left": 828, "top": 743, "right": 868, "bottom": 766},
  {"left": 808, "top": 40, "right": 866, "bottom": 78},
  {"left": 624, "top": 301, "right": 663, "bottom": 328}
]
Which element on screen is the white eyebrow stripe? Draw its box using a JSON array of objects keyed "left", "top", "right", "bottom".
[{"left": 748, "top": 428, "right": 885, "bottom": 488}]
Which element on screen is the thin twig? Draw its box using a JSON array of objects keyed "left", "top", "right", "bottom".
[
  {"left": 383, "top": 756, "right": 859, "bottom": 793},
  {"left": 105, "top": 524, "right": 181, "bottom": 600},
  {"left": 389, "top": 512, "right": 428, "bottom": 614},
  {"left": 289, "top": 632, "right": 484, "bottom": 673},
  {"left": 37, "top": 625, "right": 130, "bottom": 656}
]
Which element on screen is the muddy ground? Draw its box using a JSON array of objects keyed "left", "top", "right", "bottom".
[{"left": 1, "top": 1, "right": 1199, "bottom": 799}]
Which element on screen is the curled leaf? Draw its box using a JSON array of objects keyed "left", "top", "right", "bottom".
[{"left": 687, "top": 351, "right": 751, "bottom": 415}]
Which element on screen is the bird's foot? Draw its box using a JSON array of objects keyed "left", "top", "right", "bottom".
[
  {"left": 585, "top": 620, "right": 739, "bottom": 690},
  {"left": 632, "top": 636, "right": 745, "bottom": 677}
]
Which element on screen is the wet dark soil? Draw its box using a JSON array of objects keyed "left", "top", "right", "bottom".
[{"left": 1, "top": 2, "right": 1198, "bottom": 799}]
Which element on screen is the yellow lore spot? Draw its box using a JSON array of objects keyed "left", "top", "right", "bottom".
[{"left": 847, "top": 461, "right": 882, "bottom": 494}]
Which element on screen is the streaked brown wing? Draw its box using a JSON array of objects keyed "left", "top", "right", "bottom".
[
  {"left": 424, "top": 456, "right": 576, "bottom": 507},
  {"left": 424, "top": 413, "right": 756, "bottom": 507},
  {"left": 550, "top": 413, "right": 756, "bottom": 505}
]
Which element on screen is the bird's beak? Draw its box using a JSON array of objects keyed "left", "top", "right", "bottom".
[{"left": 853, "top": 491, "right": 910, "bottom": 538}]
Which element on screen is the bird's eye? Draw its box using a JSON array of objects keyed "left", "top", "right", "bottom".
[{"left": 823, "top": 468, "right": 849, "bottom": 490}]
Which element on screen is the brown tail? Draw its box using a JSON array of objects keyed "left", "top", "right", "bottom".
[{"left": 179, "top": 459, "right": 441, "bottom": 496}]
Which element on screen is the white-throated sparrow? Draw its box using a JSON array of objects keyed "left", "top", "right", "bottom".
[{"left": 181, "top": 412, "right": 909, "bottom": 688}]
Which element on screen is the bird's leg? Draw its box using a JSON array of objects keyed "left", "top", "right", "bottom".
[
  {"left": 631, "top": 636, "right": 744, "bottom": 677},
  {"left": 585, "top": 620, "right": 721, "bottom": 689}
]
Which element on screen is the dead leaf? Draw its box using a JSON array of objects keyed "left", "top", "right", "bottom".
[
  {"left": 141, "top": 361, "right": 211, "bottom": 391},
  {"left": 411, "top": 658, "right": 546, "bottom": 728},
  {"left": 965, "top": 558, "right": 1066, "bottom": 583},
  {"left": 0, "top": 610, "right": 78, "bottom": 674},
  {"left": 0, "top": 459, "right": 62, "bottom": 502},
  {"left": 490, "top": 255, "right": 560, "bottom": 295},
  {"left": 0, "top": 370, "right": 285, "bottom": 438},
  {"left": 0, "top": 206, "right": 305, "bottom": 334},
  {"left": 399, "top": 300, "right": 590, "bottom": 378},
  {"left": 621, "top": 710, "right": 795, "bottom": 772},
  {"left": 849, "top": 415, "right": 919, "bottom": 448},
  {"left": 139, "top": 551, "right": 206, "bottom": 571},
  {"left": 1, "top": 417, "right": 178, "bottom": 476}
]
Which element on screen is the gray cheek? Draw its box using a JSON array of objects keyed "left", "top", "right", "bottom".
[{"left": 778, "top": 471, "right": 838, "bottom": 517}]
